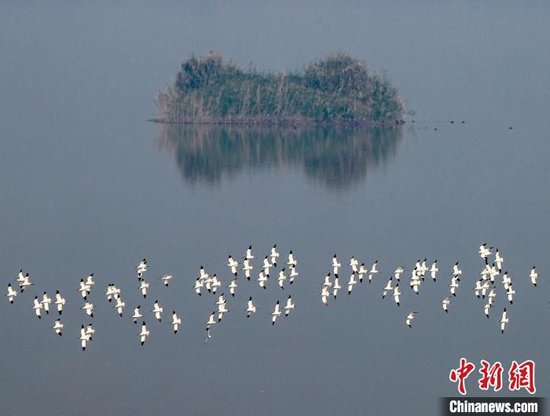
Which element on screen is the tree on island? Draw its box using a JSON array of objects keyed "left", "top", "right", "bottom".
[{"left": 156, "top": 52, "right": 404, "bottom": 126}]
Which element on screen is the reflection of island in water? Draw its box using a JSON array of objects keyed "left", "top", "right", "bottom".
[{"left": 155, "top": 124, "right": 403, "bottom": 190}]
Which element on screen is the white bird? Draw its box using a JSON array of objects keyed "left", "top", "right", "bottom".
[
  {"left": 79, "top": 279, "right": 90, "bottom": 300},
  {"left": 502, "top": 272, "right": 512, "bottom": 291},
  {"left": 160, "top": 274, "right": 173, "bottom": 287},
  {"left": 139, "top": 279, "right": 149, "bottom": 298},
  {"left": 228, "top": 279, "right": 238, "bottom": 297},
  {"left": 245, "top": 245, "right": 254, "bottom": 260},
  {"left": 488, "top": 288, "right": 496, "bottom": 305},
  {"left": 153, "top": 300, "right": 163, "bottom": 322},
  {"left": 105, "top": 284, "right": 115, "bottom": 302},
  {"left": 369, "top": 262, "right": 380, "bottom": 282},
  {"left": 171, "top": 311, "right": 182, "bottom": 334},
  {"left": 287, "top": 251, "right": 297, "bottom": 267},
  {"left": 506, "top": 287, "right": 515, "bottom": 304},
  {"left": 474, "top": 280, "right": 483, "bottom": 298},
  {"left": 410, "top": 277, "right": 421, "bottom": 295},
  {"left": 349, "top": 257, "right": 359, "bottom": 273},
  {"left": 530, "top": 266, "right": 538, "bottom": 287},
  {"left": 358, "top": 263, "right": 367, "bottom": 282},
  {"left": 277, "top": 269, "right": 287, "bottom": 289},
  {"left": 483, "top": 302, "right": 492, "bottom": 318},
  {"left": 284, "top": 295, "right": 295, "bottom": 316},
  {"left": 198, "top": 266, "right": 209, "bottom": 281},
  {"left": 321, "top": 286, "right": 330, "bottom": 305},
  {"left": 19, "top": 273, "right": 32, "bottom": 292},
  {"left": 82, "top": 301, "right": 94, "bottom": 318},
  {"left": 52, "top": 319, "right": 63, "bottom": 336},
  {"left": 16, "top": 269, "right": 25, "bottom": 285},
  {"left": 258, "top": 271, "right": 268, "bottom": 289},
  {"left": 85, "top": 273, "right": 95, "bottom": 287},
  {"left": 479, "top": 243, "right": 492, "bottom": 263},
  {"left": 136, "top": 259, "right": 148, "bottom": 278},
  {"left": 206, "top": 311, "right": 217, "bottom": 328},
  {"left": 115, "top": 297, "right": 125, "bottom": 317},
  {"left": 194, "top": 278, "right": 203, "bottom": 296},
  {"left": 227, "top": 255, "right": 239, "bottom": 276},
  {"left": 80, "top": 325, "right": 91, "bottom": 350},
  {"left": 132, "top": 306, "right": 142, "bottom": 323},
  {"left": 418, "top": 259, "right": 428, "bottom": 278},
  {"left": 33, "top": 296, "right": 43, "bottom": 319},
  {"left": 442, "top": 297, "right": 451, "bottom": 313},
  {"left": 393, "top": 285, "right": 401, "bottom": 306},
  {"left": 495, "top": 250, "right": 504, "bottom": 271},
  {"left": 322, "top": 273, "right": 332, "bottom": 289},
  {"left": 210, "top": 274, "right": 221, "bottom": 294},
  {"left": 405, "top": 312, "right": 418, "bottom": 327},
  {"left": 54, "top": 291, "right": 65, "bottom": 314},
  {"left": 85, "top": 324, "right": 95, "bottom": 340},
  {"left": 139, "top": 322, "right": 150, "bottom": 345},
  {"left": 270, "top": 244, "right": 280, "bottom": 266},
  {"left": 246, "top": 297, "right": 256, "bottom": 318},
  {"left": 217, "top": 302, "right": 228, "bottom": 322},
  {"left": 6, "top": 284, "right": 17, "bottom": 304},
  {"left": 452, "top": 262, "right": 462, "bottom": 277},
  {"left": 347, "top": 273, "right": 357, "bottom": 295},
  {"left": 332, "top": 275, "right": 341, "bottom": 299},
  {"left": 393, "top": 266, "right": 404, "bottom": 281},
  {"left": 449, "top": 277, "right": 460, "bottom": 296},
  {"left": 500, "top": 308, "right": 509, "bottom": 334},
  {"left": 242, "top": 259, "right": 253, "bottom": 280},
  {"left": 262, "top": 256, "right": 271, "bottom": 276},
  {"left": 289, "top": 266, "right": 299, "bottom": 284},
  {"left": 429, "top": 260, "right": 439, "bottom": 281},
  {"left": 272, "top": 300, "right": 281, "bottom": 325},
  {"left": 382, "top": 277, "right": 393, "bottom": 299}
]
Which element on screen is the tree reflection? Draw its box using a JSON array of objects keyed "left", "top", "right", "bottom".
[{"left": 155, "top": 124, "right": 403, "bottom": 190}]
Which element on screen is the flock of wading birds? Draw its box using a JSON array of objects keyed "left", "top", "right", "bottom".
[{"left": 4, "top": 243, "right": 540, "bottom": 350}]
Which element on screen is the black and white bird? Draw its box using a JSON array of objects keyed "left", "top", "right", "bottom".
[
  {"left": 347, "top": 273, "right": 357, "bottom": 295},
  {"left": 242, "top": 259, "right": 253, "bottom": 280},
  {"left": 284, "top": 295, "right": 295, "bottom": 316},
  {"left": 52, "top": 319, "right": 63, "bottom": 336},
  {"left": 382, "top": 277, "right": 393, "bottom": 299},
  {"left": 246, "top": 297, "right": 256, "bottom": 318},
  {"left": 393, "top": 285, "right": 401, "bottom": 306},
  {"left": 139, "top": 322, "right": 150, "bottom": 345},
  {"left": 429, "top": 260, "right": 439, "bottom": 281},
  {"left": 228, "top": 279, "right": 238, "bottom": 297},
  {"left": 160, "top": 274, "right": 173, "bottom": 287},
  {"left": 139, "top": 279, "right": 149, "bottom": 298},
  {"left": 153, "top": 300, "right": 163, "bottom": 322},
  {"left": 289, "top": 266, "right": 299, "bottom": 284},
  {"left": 6, "top": 284, "right": 17, "bottom": 304},
  {"left": 405, "top": 312, "right": 418, "bottom": 327},
  {"left": 115, "top": 297, "right": 125, "bottom": 317},
  {"left": 54, "top": 291, "right": 66, "bottom": 315},
  {"left": 349, "top": 256, "right": 359, "bottom": 274},
  {"left": 500, "top": 309, "right": 509, "bottom": 334},
  {"left": 272, "top": 300, "right": 281, "bottom": 325},
  {"left": 245, "top": 245, "right": 254, "bottom": 260},
  {"left": 530, "top": 267, "right": 538, "bottom": 287},
  {"left": 171, "top": 311, "right": 182, "bottom": 334},
  {"left": 332, "top": 275, "right": 341, "bottom": 299},
  {"left": 80, "top": 324, "right": 91, "bottom": 350},
  {"left": 82, "top": 301, "right": 94, "bottom": 318},
  {"left": 270, "top": 244, "right": 280, "bottom": 267},
  {"left": 331, "top": 255, "right": 341, "bottom": 275},
  {"left": 132, "top": 306, "right": 142, "bottom": 323},
  {"left": 287, "top": 251, "right": 297, "bottom": 268},
  {"left": 277, "top": 269, "right": 287, "bottom": 289},
  {"left": 33, "top": 296, "right": 43, "bottom": 319},
  {"left": 441, "top": 297, "right": 451, "bottom": 313},
  {"left": 136, "top": 259, "right": 148, "bottom": 278},
  {"left": 227, "top": 255, "right": 239, "bottom": 276}
]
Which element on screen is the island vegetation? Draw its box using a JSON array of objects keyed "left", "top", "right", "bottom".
[{"left": 155, "top": 52, "right": 404, "bottom": 127}]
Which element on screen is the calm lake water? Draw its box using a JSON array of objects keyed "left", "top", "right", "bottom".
[{"left": 1, "top": 2, "right": 549, "bottom": 415}]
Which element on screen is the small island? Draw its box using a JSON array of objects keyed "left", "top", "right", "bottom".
[{"left": 155, "top": 52, "right": 404, "bottom": 127}]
